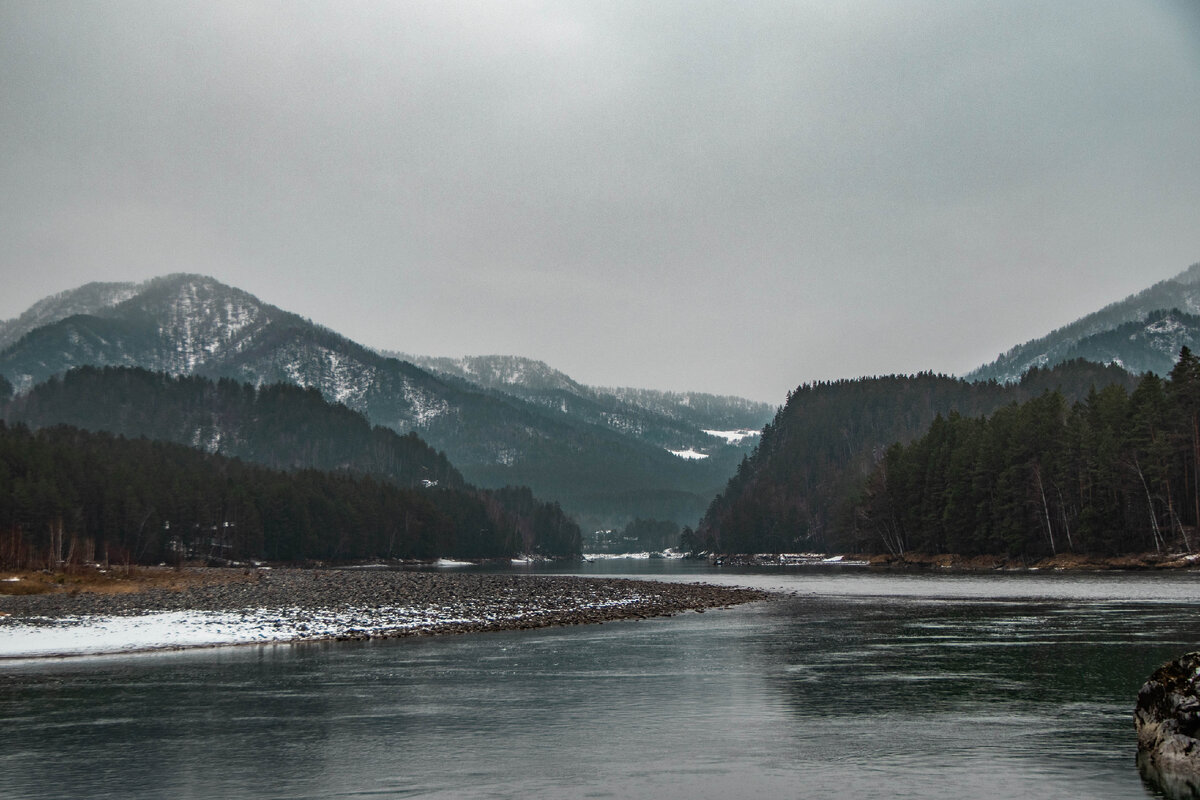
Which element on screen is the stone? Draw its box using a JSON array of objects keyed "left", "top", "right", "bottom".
[{"left": 1136, "top": 652, "right": 1200, "bottom": 798}]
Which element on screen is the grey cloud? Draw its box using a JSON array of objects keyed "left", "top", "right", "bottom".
[{"left": 1, "top": 0, "right": 1198, "bottom": 402}]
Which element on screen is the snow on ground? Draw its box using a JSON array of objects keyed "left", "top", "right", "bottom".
[
  {"left": 586, "top": 552, "right": 652, "bottom": 560},
  {"left": 703, "top": 429, "right": 761, "bottom": 445},
  {"left": 668, "top": 448, "right": 709, "bottom": 460},
  {"left": 0, "top": 597, "right": 658, "bottom": 660},
  {"left": 583, "top": 550, "right": 687, "bottom": 560},
  {"left": 0, "top": 610, "right": 291, "bottom": 658}
]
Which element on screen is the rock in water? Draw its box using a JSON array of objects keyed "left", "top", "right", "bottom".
[{"left": 1136, "top": 652, "right": 1200, "bottom": 799}]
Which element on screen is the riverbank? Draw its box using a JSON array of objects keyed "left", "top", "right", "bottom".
[
  {"left": 0, "top": 568, "right": 770, "bottom": 659},
  {"left": 709, "top": 551, "right": 1200, "bottom": 571},
  {"left": 864, "top": 551, "right": 1200, "bottom": 571}
]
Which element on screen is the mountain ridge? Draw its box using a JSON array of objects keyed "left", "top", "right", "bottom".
[
  {"left": 968, "top": 262, "right": 1200, "bottom": 382},
  {"left": 397, "top": 352, "right": 773, "bottom": 452},
  {"left": 0, "top": 280, "right": 141, "bottom": 352}
]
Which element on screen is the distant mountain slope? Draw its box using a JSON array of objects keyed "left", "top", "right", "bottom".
[
  {"left": 0, "top": 275, "right": 761, "bottom": 529},
  {"left": 1060, "top": 309, "right": 1200, "bottom": 376},
  {"left": 597, "top": 386, "right": 772, "bottom": 432},
  {"left": 399, "top": 353, "right": 774, "bottom": 453},
  {"left": 401, "top": 353, "right": 772, "bottom": 427},
  {"left": 0, "top": 274, "right": 300, "bottom": 393},
  {"left": 968, "top": 262, "right": 1200, "bottom": 382},
  {"left": 0, "top": 280, "right": 139, "bottom": 352},
  {"left": 398, "top": 354, "right": 587, "bottom": 395}
]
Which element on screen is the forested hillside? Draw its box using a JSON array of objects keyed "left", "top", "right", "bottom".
[
  {"left": 697, "top": 360, "right": 1139, "bottom": 553},
  {"left": 0, "top": 275, "right": 760, "bottom": 529},
  {"left": 1052, "top": 309, "right": 1200, "bottom": 377},
  {"left": 857, "top": 349, "right": 1200, "bottom": 558},
  {"left": 401, "top": 352, "right": 774, "bottom": 437},
  {"left": 4, "top": 366, "right": 462, "bottom": 489},
  {"left": 0, "top": 422, "right": 581, "bottom": 569}
]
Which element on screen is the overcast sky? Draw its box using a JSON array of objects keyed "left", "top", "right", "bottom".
[{"left": 2, "top": 1, "right": 1199, "bottom": 403}]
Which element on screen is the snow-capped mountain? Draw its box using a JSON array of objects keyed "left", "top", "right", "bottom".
[
  {"left": 968, "top": 262, "right": 1200, "bottom": 383},
  {"left": 0, "top": 274, "right": 771, "bottom": 529},
  {"left": 0, "top": 275, "right": 452, "bottom": 428}
]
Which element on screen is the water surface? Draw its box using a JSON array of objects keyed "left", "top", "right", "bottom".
[{"left": 3, "top": 566, "right": 1198, "bottom": 799}]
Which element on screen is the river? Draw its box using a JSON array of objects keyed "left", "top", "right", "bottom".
[{"left": 2, "top": 563, "right": 1197, "bottom": 799}]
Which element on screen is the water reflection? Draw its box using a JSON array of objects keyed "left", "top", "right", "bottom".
[{"left": 1139, "top": 751, "right": 1200, "bottom": 800}]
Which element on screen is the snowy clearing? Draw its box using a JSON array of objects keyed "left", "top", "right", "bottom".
[{"left": 703, "top": 429, "right": 761, "bottom": 444}]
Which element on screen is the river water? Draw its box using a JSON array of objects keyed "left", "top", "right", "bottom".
[{"left": 3, "top": 563, "right": 1199, "bottom": 799}]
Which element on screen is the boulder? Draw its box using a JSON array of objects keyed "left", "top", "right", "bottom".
[{"left": 1136, "top": 652, "right": 1200, "bottom": 798}]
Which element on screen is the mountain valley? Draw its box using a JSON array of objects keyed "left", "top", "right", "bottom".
[{"left": 0, "top": 275, "right": 772, "bottom": 533}]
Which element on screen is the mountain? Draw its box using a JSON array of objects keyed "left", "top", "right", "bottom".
[
  {"left": 968, "top": 262, "right": 1200, "bottom": 383},
  {"left": 0, "top": 280, "right": 140, "bottom": 352},
  {"left": 697, "top": 360, "right": 1140, "bottom": 554},
  {"left": 0, "top": 275, "right": 770, "bottom": 530},
  {"left": 397, "top": 353, "right": 773, "bottom": 452},
  {"left": 1055, "top": 309, "right": 1200, "bottom": 376},
  {"left": 397, "top": 354, "right": 587, "bottom": 396}
]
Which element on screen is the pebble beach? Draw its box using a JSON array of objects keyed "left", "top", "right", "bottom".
[{"left": 0, "top": 568, "right": 770, "bottom": 659}]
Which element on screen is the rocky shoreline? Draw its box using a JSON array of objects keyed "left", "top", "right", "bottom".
[
  {"left": 0, "top": 569, "right": 771, "bottom": 657},
  {"left": 1135, "top": 651, "right": 1200, "bottom": 799}
]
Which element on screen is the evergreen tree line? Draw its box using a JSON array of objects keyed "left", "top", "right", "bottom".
[
  {"left": 4, "top": 366, "right": 462, "bottom": 489},
  {"left": 855, "top": 348, "right": 1200, "bottom": 557},
  {"left": 697, "top": 359, "right": 1140, "bottom": 554},
  {"left": 0, "top": 422, "right": 580, "bottom": 570},
  {"left": 2, "top": 365, "right": 733, "bottom": 531}
]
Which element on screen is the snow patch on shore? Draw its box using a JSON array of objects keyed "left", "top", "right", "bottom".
[
  {"left": 0, "top": 597, "right": 658, "bottom": 660},
  {"left": 0, "top": 611, "right": 280, "bottom": 658},
  {"left": 584, "top": 550, "right": 687, "bottom": 560}
]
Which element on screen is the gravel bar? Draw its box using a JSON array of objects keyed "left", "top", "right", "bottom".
[{"left": 0, "top": 569, "right": 771, "bottom": 653}]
